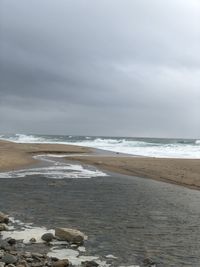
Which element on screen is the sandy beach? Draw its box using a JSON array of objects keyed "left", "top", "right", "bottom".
[{"left": 0, "top": 140, "right": 200, "bottom": 190}]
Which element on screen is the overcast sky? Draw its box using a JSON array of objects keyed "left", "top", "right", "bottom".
[{"left": 0, "top": 0, "right": 200, "bottom": 138}]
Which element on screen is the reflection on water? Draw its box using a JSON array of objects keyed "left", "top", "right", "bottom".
[{"left": 0, "top": 166, "right": 200, "bottom": 266}]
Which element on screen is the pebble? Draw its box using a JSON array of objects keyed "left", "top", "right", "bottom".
[
  {"left": 52, "top": 259, "right": 69, "bottom": 267},
  {"left": 7, "top": 239, "right": 16, "bottom": 246},
  {"left": 1, "top": 254, "right": 17, "bottom": 264},
  {"left": 82, "top": 261, "right": 99, "bottom": 267},
  {"left": 0, "top": 224, "right": 9, "bottom": 231},
  {"left": 29, "top": 238, "right": 36, "bottom": 243}
]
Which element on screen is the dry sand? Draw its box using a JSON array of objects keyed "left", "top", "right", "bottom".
[{"left": 0, "top": 140, "right": 200, "bottom": 189}]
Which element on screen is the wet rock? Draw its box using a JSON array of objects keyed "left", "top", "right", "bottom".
[
  {"left": 0, "top": 241, "right": 11, "bottom": 252},
  {"left": 0, "top": 212, "right": 9, "bottom": 224},
  {"left": 29, "top": 238, "right": 36, "bottom": 244},
  {"left": 82, "top": 261, "right": 99, "bottom": 267},
  {"left": 26, "top": 258, "right": 34, "bottom": 263},
  {"left": 23, "top": 252, "right": 32, "bottom": 258},
  {"left": 52, "top": 259, "right": 69, "bottom": 267},
  {"left": 1, "top": 254, "right": 17, "bottom": 264},
  {"left": 41, "top": 233, "right": 54, "bottom": 243},
  {"left": 0, "top": 250, "right": 4, "bottom": 257},
  {"left": 0, "top": 224, "right": 9, "bottom": 231},
  {"left": 17, "top": 260, "right": 29, "bottom": 267},
  {"left": 143, "top": 258, "right": 156, "bottom": 267},
  {"left": 31, "top": 263, "right": 44, "bottom": 267},
  {"left": 32, "top": 253, "right": 44, "bottom": 259},
  {"left": 7, "top": 239, "right": 16, "bottom": 246},
  {"left": 55, "top": 228, "right": 86, "bottom": 244}
]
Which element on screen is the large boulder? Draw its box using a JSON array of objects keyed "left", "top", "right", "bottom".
[
  {"left": 0, "top": 212, "right": 9, "bottom": 224},
  {"left": 55, "top": 228, "right": 86, "bottom": 244}
]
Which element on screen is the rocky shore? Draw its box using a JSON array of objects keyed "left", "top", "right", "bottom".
[{"left": 1, "top": 212, "right": 156, "bottom": 267}]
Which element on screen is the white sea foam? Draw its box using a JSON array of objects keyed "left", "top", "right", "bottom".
[
  {"left": 2, "top": 225, "right": 54, "bottom": 244},
  {"left": 0, "top": 154, "right": 108, "bottom": 179},
  {"left": 0, "top": 164, "right": 107, "bottom": 179},
  {"left": 1, "top": 134, "right": 200, "bottom": 159}
]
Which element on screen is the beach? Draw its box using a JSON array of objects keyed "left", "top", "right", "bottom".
[
  {"left": 1, "top": 140, "right": 200, "bottom": 190},
  {"left": 1, "top": 140, "right": 200, "bottom": 266}
]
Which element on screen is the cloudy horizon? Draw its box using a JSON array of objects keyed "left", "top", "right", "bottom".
[{"left": 0, "top": 0, "right": 200, "bottom": 138}]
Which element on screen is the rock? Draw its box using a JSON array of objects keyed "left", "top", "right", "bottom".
[
  {"left": 23, "top": 252, "right": 32, "bottom": 258},
  {"left": 7, "top": 264, "right": 16, "bottom": 267},
  {"left": 1, "top": 254, "right": 17, "bottom": 264},
  {"left": 29, "top": 238, "right": 36, "bottom": 243},
  {"left": 0, "top": 212, "right": 9, "bottom": 224},
  {"left": 31, "top": 263, "right": 43, "bottom": 267},
  {"left": 0, "top": 262, "right": 5, "bottom": 267},
  {"left": 7, "top": 239, "right": 16, "bottom": 246},
  {"left": 17, "top": 260, "right": 29, "bottom": 267},
  {"left": 55, "top": 228, "right": 86, "bottom": 244},
  {"left": 143, "top": 258, "right": 156, "bottom": 267},
  {"left": 0, "top": 224, "right": 9, "bottom": 231},
  {"left": 52, "top": 259, "right": 69, "bottom": 267},
  {"left": 82, "top": 261, "right": 99, "bottom": 267},
  {"left": 0, "top": 250, "right": 4, "bottom": 257},
  {"left": 32, "top": 253, "right": 44, "bottom": 258},
  {"left": 41, "top": 233, "right": 54, "bottom": 243}
]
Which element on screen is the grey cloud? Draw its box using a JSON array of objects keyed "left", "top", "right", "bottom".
[{"left": 0, "top": 0, "right": 200, "bottom": 137}]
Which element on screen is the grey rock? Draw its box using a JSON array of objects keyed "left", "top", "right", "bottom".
[
  {"left": 32, "top": 253, "right": 44, "bottom": 258},
  {"left": 0, "top": 212, "right": 9, "bottom": 224},
  {"left": 17, "top": 259, "right": 29, "bottom": 267},
  {"left": 1, "top": 254, "right": 17, "bottom": 264},
  {"left": 29, "top": 238, "right": 36, "bottom": 243},
  {"left": 23, "top": 252, "right": 32, "bottom": 258},
  {"left": 26, "top": 258, "right": 34, "bottom": 263},
  {"left": 31, "top": 263, "right": 43, "bottom": 267},
  {"left": 55, "top": 228, "right": 86, "bottom": 244},
  {"left": 41, "top": 233, "right": 54, "bottom": 243},
  {"left": 0, "top": 250, "right": 4, "bottom": 257},
  {"left": 0, "top": 262, "right": 5, "bottom": 267},
  {"left": 7, "top": 239, "right": 16, "bottom": 246},
  {"left": 0, "top": 224, "right": 9, "bottom": 231},
  {"left": 52, "top": 259, "right": 69, "bottom": 267},
  {"left": 82, "top": 261, "right": 99, "bottom": 267}
]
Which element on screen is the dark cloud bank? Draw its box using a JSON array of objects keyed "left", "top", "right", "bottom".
[{"left": 0, "top": 0, "right": 200, "bottom": 138}]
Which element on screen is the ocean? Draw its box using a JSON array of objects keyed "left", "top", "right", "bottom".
[{"left": 0, "top": 133, "right": 200, "bottom": 159}]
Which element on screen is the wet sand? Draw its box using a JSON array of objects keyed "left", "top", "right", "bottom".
[
  {"left": 1, "top": 140, "right": 200, "bottom": 189},
  {"left": 0, "top": 140, "right": 90, "bottom": 171}
]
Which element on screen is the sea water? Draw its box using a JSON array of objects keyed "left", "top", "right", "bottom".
[{"left": 0, "top": 133, "right": 200, "bottom": 158}]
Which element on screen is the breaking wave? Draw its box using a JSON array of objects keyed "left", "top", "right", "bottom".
[{"left": 0, "top": 133, "right": 200, "bottom": 159}]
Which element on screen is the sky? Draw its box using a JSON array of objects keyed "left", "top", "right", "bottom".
[{"left": 0, "top": 0, "right": 200, "bottom": 138}]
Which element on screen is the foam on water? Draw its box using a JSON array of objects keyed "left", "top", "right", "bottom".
[
  {"left": 1, "top": 133, "right": 200, "bottom": 159},
  {"left": 0, "top": 154, "right": 108, "bottom": 179}
]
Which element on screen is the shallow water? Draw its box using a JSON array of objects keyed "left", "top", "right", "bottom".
[{"left": 0, "top": 159, "right": 200, "bottom": 266}]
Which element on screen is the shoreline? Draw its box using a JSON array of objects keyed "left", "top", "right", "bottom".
[{"left": 1, "top": 140, "right": 200, "bottom": 190}]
